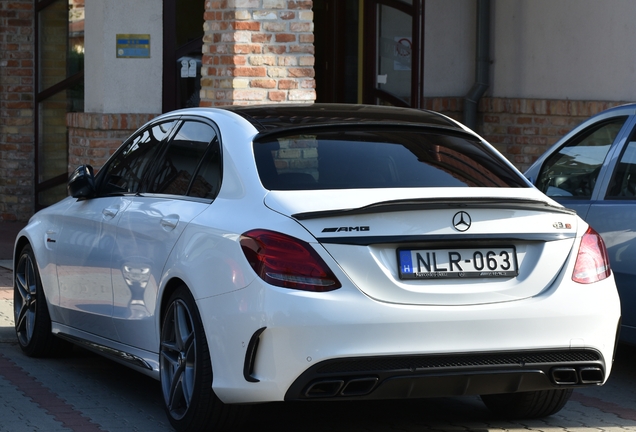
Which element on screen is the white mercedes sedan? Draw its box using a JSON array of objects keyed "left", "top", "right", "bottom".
[{"left": 13, "top": 104, "right": 620, "bottom": 431}]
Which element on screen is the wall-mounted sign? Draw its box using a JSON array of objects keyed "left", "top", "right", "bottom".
[{"left": 116, "top": 34, "right": 150, "bottom": 58}]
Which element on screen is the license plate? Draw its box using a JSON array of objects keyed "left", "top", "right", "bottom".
[{"left": 398, "top": 247, "right": 518, "bottom": 279}]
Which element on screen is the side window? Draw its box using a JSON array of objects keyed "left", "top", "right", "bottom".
[
  {"left": 536, "top": 117, "right": 627, "bottom": 199},
  {"left": 188, "top": 136, "right": 221, "bottom": 199},
  {"left": 99, "top": 120, "right": 178, "bottom": 195},
  {"left": 148, "top": 120, "right": 220, "bottom": 198},
  {"left": 607, "top": 140, "right": 636, "bottom": 199}
]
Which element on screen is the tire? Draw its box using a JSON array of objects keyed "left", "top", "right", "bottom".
[
  {"left": 14, "top": 244, "right": 64, "bottom": 357},
  {"left": 160, "top": 286, "right": 244, "bottom": 432},
  {"left": 481, "top": 388, "right": 573, "bottom": 419}
]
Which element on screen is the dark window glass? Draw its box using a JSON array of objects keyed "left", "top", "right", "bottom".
[
  {"left": 536, "top": 117, "right": 627, "bottom": 199},
  {"left": 39, "top": 0, "right": 84, "bottom": 90},
  {"left": 188, "top": 137, "right": 222, "bottom": 199},
  {"left": 254, "top": 128, "right": 527, "bottom": 190},
  {"left": 148, "top": 121, "right": 217, "bottom": 196},
  {"left": 607, "top": 140, "right": 636, "bottom": 199},
  {"left": 99, "top": 120, "right": 178, "bottom": 195},
  {"left": 36, "top": 0, "right": 85, "bottom": 208}
]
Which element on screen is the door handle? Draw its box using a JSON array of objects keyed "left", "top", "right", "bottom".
[{"left": 160, "top": 215, "right": 179, "bottom": 231}]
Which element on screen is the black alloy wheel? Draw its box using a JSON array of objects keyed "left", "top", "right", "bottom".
[
  {"left": 160, "top": 285, "right": 244, "bottom": 431},
  {"left": 14, "top": 244, "right": 61, "bottom": 357}
]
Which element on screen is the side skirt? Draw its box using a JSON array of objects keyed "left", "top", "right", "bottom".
[{"left": 51, "top": 322, "right": 160, "bottom": 380}]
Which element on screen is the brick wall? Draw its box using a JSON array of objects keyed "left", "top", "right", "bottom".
[
  {"left": 67, "top": 113, "right": 157, "bottom": 173},
  {"left": 0, "top": 0, "right": 34, "bottom": 222},
  {"left": 200, "top": 0, "right": 316, "bottom": 106},
  {"left": 424, "top": 97, "right": 629, "bottom": 172}
]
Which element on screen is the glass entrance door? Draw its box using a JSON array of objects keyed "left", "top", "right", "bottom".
[
  {"left": 35, "top": 0, "right": 85, "bottom": 208},
  {"left": 363, "top": 0, "right": 423, "bottom": 107}
]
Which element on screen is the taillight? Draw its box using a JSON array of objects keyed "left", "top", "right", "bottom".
[
  {"left": 240, "top": 229, "right": 341, "bottom": 292},
  {"left": 572, "top": 226, "right": 611, "bottom": 284}
]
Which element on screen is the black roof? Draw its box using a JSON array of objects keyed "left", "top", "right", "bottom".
[{"left": 222, "top": 103, "right": 461, "bottom": 132}]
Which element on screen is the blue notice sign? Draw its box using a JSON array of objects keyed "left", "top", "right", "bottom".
[{"left": 116, "top": 34, "right": 150, "bottom": 58}]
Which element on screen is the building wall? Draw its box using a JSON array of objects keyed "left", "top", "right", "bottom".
[
  {"left": 424, "top": 0, "right": 476, "bottom": 98},
  {"left": 0, "top": 0, "right": 34, "bottom": 221},
  {"left": 479, "top": 98, "right": 627, "bottom": 170},
  {"left": 84, "top": 0, "right": 163, "bottom": 114},
  {"left": 491, "top": 0, "right": 636, "bottom": 101}
]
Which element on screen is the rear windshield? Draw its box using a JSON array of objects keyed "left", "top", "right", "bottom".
[{"left": 254, "top": 128, "right": 527, "bottom": 190}]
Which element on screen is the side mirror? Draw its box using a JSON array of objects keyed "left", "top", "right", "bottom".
[{"left": 67, "top": 165, "right": 96, "bottom": 199}]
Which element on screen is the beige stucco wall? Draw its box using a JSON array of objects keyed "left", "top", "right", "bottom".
[
  {"left": 491, "top": 0, "right": 636, "bottom": 100},
  {"left": 424, "top": 0, "right": 476, "bottom": 97},
  {"left": 423, "top": 0, "right": 636, "bottom": 102},
  {"left": 84, "top": 0, "right": 163, "bottom": 114}
]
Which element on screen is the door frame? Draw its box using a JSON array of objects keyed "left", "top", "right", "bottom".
[
  {"left": 362, "top": 0, "right": 424, "bottom": 107},
  {"left": 162, "top": 0, "right": 204, "bottom": 113}
]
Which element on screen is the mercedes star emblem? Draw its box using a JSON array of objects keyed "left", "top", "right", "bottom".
[{"left": 453, "top": 211, "right": 471, "bottom": 232}]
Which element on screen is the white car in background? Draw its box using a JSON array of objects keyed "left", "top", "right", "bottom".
[{"left": 14, "top": 104, "right": 620, "bottom": 431}]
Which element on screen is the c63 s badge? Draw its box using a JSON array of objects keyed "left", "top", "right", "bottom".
[{"left": 553, "top": 222, "right": 572, "bottom": 229}]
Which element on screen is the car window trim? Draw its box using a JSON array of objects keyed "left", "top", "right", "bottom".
[
  {"left": 134, "top": 192, "right": 215, "bottom": 204},
  {"left": 600, "top": 115, "right": 636, "bottom": 200}
]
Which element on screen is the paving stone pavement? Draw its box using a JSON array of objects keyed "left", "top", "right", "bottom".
[{"left": 2, "top": 263, "right": 636, "bottom": 431}]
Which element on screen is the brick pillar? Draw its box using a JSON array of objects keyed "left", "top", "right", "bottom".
[
  {"left": 0, "top": 0, "right": 35, "bottom": 221},
  {"left": 200, "top": 0, "right": 316, "bottom": 106}
]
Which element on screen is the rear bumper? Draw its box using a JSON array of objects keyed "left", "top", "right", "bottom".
[
  {"left": 284, "top": 349, "right": 605, "bottom": 401},
  {"left": 199, "top": 274, "right": 621, "bottom": 404}
]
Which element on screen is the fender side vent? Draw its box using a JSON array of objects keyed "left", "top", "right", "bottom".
[{"left": 243, "top": 327, "right": 266, "bottom": 383}]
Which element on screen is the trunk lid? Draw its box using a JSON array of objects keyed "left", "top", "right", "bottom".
[{"left": 265, "top": 188, "right": 579, "bottom": 306}]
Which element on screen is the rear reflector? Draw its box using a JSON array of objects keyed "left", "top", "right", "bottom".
[
  {"left": 572, "top": 226, "right": 611, "bottom": 284},
  {"left": 240, "top": 229, "right": 341, "bottom": 292}
]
